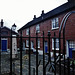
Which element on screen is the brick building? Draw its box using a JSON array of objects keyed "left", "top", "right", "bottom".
[
  {"left": 0, "top": 19, "right": 18, "bottom": 52},
  {"left": 18, "top": 0, "right": 75, "bottom": 58}
]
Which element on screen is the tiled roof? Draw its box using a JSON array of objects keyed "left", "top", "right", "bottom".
[
  {"left": 1, "top": 26, "right": 18, "bottom": 35},
  {"left": 18, "top": 1, "right": 75, "bottom": 31}
]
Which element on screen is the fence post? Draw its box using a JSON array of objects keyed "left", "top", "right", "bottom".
[
  {"left": 43, "top": 31, "right": 46, "bottom": 75},
  {"left": 20, "top": 30, "right": 22, "bottom": 75},
  {"left": 54, "top": 32, "right": 56, "bottom": 75},
  {"left": 48, "top": 31, "right": 51, "bottom": 63},
  {"left": 13, "top": 63, "right": 15, "bottom": 74},
  {"left": 10, "top": 28, "right": 12, "bottom": 75},
  {"left": 67, "top": 57, "right": 70, "bottom": 75},
  {"left": 59, "top": 31, "right": 61, "bottom": 75},
  {"left": 72, "top": 61, "right": 74, "bottom": 75},
  {"left": 63, "top": 26, "right": 66, "bottom": 75},
  {"left": 29, "top": 29, "right": 31, "bottom": 75},
  {"left": 36, "top": 31, "right": 38, "bottom": 75},
  {"left": 33, "top": 68, "right": 35, "bottom": 75}
]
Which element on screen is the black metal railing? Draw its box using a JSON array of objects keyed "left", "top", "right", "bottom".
[
  {"left": 0, "top": 11, "right": 75, "bottom": 75},
  {"left": 0, "top": 30, "right": 75, "bottom": 75}
]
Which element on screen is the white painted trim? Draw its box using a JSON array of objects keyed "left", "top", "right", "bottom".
[
  {"left": 26, "top": 40, "right": 29, "bottom": 47},
  {"left": 38, "top": 50, "right": 43, "bottom": 55},
  {"left": 51, "top": 27, "right": 59, "bottom": 30},
  {"left": 52, "top": 38, "right": 59, "bottom": 50},
  {"left": 7, "top": 49, "right": 10, "bottom": 52},
  {"left": 23, "top": 41, "right": 25, "bottom": 50},
  {"left": 31, "top": 41, "right": 34, "bottom": 49},
  {"left": 52, "top": 48, "right": 59, "bottom": 50},
  {"left": 26, "top": 28, "right": 29, "bottom": 35},
  {"left": 1, "top": 38, "right": 8, "bottom": 40}
]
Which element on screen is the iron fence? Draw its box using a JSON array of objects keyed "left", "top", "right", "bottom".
[
  {"left": 0, "top": 11, "right": 75, "bottom": 75},
  {"left": 0, "top": 30, "right": 75, "bottom": 75}
]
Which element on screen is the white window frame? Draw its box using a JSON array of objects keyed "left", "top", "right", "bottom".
[
  {"left": 52, "top": 38, "right": 59, "bottom": 50},
  {"left": 31, "top": 41, "right": 34, "bottom": 49},
  {"left": 23, "top": 41, "right": 25, "bottom": 50},
  {"left": 26, "top": 40, "right": 29, "bottom": 47},
  {"left": 36, "top": 24, "right": 40, "bottom": 33},
  {"left": 38, "top": 39, "right": 40, "bottom": 48},
  {"left": 26, "top": 28, "right": 29, "bottom": 35},
  {"left": 52, "top": 18, "right": 59, "bottom": 29},
  {"left": 69, "top": 41, "right": 75, "bottom": 49}
]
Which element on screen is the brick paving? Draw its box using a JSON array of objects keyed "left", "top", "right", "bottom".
[{"left": 1, "top": 51, "right": 58, "bottom": 75}]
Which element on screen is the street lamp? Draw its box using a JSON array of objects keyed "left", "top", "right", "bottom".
[
  {"left": 12, "top": 23, "right": 17, "bottom": 31},
  {"left": 11, "top": 23, "right": 17, "bottom": 59}
]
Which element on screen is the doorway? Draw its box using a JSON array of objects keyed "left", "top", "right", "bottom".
[
  {"left": 44, "top": 41, "right": 48, "bottom": 53},
  {"left": 1, "top": 39, "right": 7, "bottom": 51},
  {"left": 68, "top": 40, "right": 75, "bottom": 58}
]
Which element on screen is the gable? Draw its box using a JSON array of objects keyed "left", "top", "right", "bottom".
[{"left": 1, "top": 26, "right": 18, "bottom": 36}]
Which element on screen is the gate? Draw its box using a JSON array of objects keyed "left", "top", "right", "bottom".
[{"left": 0, "top": 11, "right": 75, "bottom": 75}]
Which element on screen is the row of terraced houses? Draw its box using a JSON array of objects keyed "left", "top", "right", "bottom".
[{"left": 17, "top": 0, "right": 75, "bottom": 59}]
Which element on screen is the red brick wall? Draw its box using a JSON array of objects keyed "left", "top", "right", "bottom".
[
  {"left": 1, "top": 28, "right": 18, "bottom": 50},
  {"left": 21, "top": 9, "right": 75, "bottom": 55}
]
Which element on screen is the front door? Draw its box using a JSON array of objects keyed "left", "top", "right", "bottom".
[
  {"left": 44, "top": 41, "right": 48, "bottom": 53},
  {"left": 1, "top": 40, "right": 7, "bottom": 51},
  {"left": 68, "top": 41, "right": 75, "bottom": 58}
]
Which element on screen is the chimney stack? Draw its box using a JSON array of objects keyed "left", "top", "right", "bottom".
[
  {"left": 41, "top": 10, "right": 44, "bottom": 16},
  {"left": 33, "top": 15, "right": 36, "bottom": 20},
  {"left": 0, "top": 19, "right": 4, "bottom": 27}
]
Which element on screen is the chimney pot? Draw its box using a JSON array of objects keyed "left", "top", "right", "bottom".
[
  {"left": 33, "top": 15, "right": 36, "bottom": 20},
  {"left": 0, "top": 19, "right": 4, "bottom": 27},
  {"left": 41, "top": 10, "right": 44, "bottom": 16}
]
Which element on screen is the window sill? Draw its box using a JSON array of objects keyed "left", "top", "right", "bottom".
[
  {"left": 35, "top": 47, "right": 40, "bottom": 49},
  {"left": 26, "top": 46, "right": 29, "bottom": 47},
  {"left": 36, "top": 31, "right": 40, "bottom": 33},
  {"left": 52, "top": 48, "right": 59, "bottom": 50},
  {"left": 38, "top": 47, "right": 40, "bottom": 48},
  {"left": 51, "top": 27, "right": 59, "bottom": 30},
  {"left": 26, "top": 34, "right": 29, "bottom": 36}
]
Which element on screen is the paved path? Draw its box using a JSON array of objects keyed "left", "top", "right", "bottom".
[{"left": 1, "top": 51, "right": 58, "bottom": 75}]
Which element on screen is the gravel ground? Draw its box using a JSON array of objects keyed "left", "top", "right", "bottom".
[{"left": 1, "top": 51, "right": 58, "bottom": 75}]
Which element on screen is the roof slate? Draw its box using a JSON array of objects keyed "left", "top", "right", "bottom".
[
  {"left": 18, "top": 1, "right": 75, "bottom": 31},
  {"left": 1, "top": 26, "right": 18, "bottom": 35}
]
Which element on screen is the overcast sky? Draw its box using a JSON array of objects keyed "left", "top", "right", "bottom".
[{"left": 0, "top": 0, "right": 67, "bottom": 30}]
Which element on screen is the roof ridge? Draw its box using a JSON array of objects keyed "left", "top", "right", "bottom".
[{"left": 18, "top": 1, "right": 75, "bottom": 31}]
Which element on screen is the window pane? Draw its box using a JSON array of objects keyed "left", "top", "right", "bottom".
[
  {"left": 38, "top": 39, "right": 40, "bottom": 48},
  {"left": 36, "top": 24, "right": 40, "bottom": 32},
  {"left": 52, "top": 18, "right": 59, "bottom": 29},
  {"left": 26, "top": 40, "right": 29, "bottom": 47},
  {"left": 26, "top": 28, "right": 29, "bottom": 35},
  {"left": 52, "top": 38, "right": 59, "bottom": 50}
]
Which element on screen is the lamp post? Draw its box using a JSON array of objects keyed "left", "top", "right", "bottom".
[
  {"left": 10, "top": 24, "right": 17, "bottom": 74},
  {"left": 11, "top": 24, "right": 17, "bottom": 58},
  {"left": 12, "top": 23, "right": 17, "bottom": 31}
]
